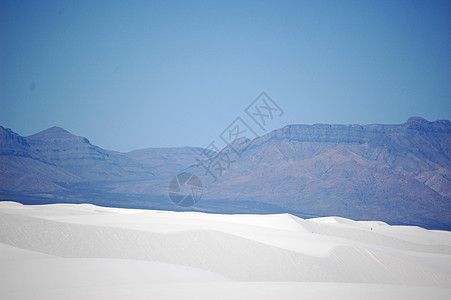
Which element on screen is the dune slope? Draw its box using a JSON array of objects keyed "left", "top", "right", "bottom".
[{"left": 0, "top": 202, "right": 450, "bottom": 299}]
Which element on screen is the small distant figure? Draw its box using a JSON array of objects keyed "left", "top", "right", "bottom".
[{"left": 371, "top": 227, "right": 372, "bottom": 231}]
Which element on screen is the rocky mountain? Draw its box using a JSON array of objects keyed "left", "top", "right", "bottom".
[
  {"left": 0, "top": 126, "right": 80, "bottom": 193},
  {"left": 26, "top": 126, "right": 135, "bottom": 181},
  {"left": 0, "top": 125, "right": 202, "bottom": 205},
  {"left": 0, "top": 117, "right": 450, "bottom": 229},
  {"left": 194, "top": 117, "right": 451, "bottom": 229}
]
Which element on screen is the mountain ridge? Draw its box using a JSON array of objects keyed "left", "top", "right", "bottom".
[{"left": 1, "top": 117, "right": 450, "bottom": 230}]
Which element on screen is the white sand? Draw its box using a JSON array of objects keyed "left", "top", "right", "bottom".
[{"left": 1, "top": 201, "right": 450, "bottom": 299}]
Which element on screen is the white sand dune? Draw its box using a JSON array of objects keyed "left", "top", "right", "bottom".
[{"left": 0, "top": 201, "right": 450, "bottom": 299}]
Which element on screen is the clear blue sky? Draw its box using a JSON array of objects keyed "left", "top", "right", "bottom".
[{"left": 1, "top": 0, "right": 450, "bottom": 152}]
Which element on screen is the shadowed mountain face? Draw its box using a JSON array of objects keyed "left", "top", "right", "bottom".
[{"left": 1, "top": 117, "right": 450, "bottom": 229}]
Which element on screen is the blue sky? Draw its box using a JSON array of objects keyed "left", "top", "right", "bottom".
[{"left": 1, "top": 0, "right": 450, "bottom": 152}]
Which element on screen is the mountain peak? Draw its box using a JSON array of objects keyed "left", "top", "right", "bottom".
[
  {"left": 27, "top": 126, "right": 75, "bottom": 140},
  {"left": 406, "top": 116, "right": 429, "bottom": 124},
  {"left": 404, "top": 116, "right": 451, "bottom": 132}
]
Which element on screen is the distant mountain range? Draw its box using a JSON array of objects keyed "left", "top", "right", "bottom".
[{"left": 1, "top": 117, "right": 450, "bottom": 229}]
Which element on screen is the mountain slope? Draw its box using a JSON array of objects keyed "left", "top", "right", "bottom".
[
  {"left": 26, "top": 127, "right": 135, "bottom": 181},
  {"left": 1, "top": 202, "right": 451, "bottom": 299},
  {"left": 196, "top": 117, "right": 451, "bottom": 228},
  {"left": 0, "top": 126, "right": 80, "bottom": 193}
]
